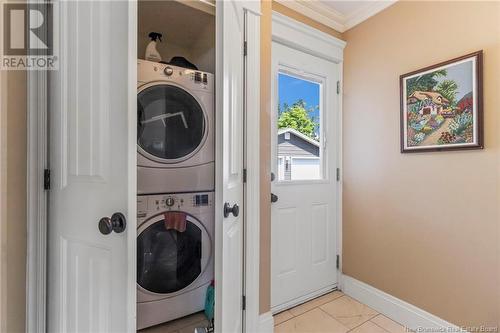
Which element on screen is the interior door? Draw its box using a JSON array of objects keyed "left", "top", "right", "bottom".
[
  {"left": 215, "top": 1, "right": 258, "bottom": 332},
  {"left": 271, "top": 41, "right": 339, "bottom": 311},
  {"left": 47, "top": 1, "right": 136, "bottom": 332}
]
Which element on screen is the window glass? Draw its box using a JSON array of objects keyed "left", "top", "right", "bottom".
[
  {"left": 137, "top": 219, "right": 202, "bottom": 294},
  {"left": 277, "top": 73, "right": 322, "bottom": 181},
  {"left": 138, "top": 85, "right": 205, "bottom": 161}
]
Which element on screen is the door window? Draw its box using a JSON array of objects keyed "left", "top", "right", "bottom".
[
  {"left": 138, "top": 84, "right": 206, "bottom": 161},
  {"left": 137, "top": 217, "right": 202, "bottom": 294},
  {"left": 276, "top": 72, "right": 323, "bottom": 181}
]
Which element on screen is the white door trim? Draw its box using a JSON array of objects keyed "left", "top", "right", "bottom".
[
  {"left": 26, "top": 1, "right": 49, "bottom": 331},
  {"left": 271, "top": 11, "right": 346, "bottom": 304},
  {"left": 242, "top": 5, "right": 262, "bottom": 333},
  {"left": 126, "top": 2, "right": 139, "bottom": 331},
  {"left": 26, "top": 64, "right": 48, "bottom": 333},
  {"left": 272, "top": 12, "right": 346, "bottom": 63},
  {"left": 0, "top": 41, "right": 8, "bottom": 333}
]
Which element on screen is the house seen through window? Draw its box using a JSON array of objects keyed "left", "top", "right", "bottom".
[{"left": 277, "top": 72, "right": 322, "bottom": 181}]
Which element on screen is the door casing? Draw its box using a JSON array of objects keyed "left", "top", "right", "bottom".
[
  {"left": 25, "top": 1, "right": 263, "bottom": 332},
  {"left": 270, "top": 11, "right": 346, "bottom": 313}
]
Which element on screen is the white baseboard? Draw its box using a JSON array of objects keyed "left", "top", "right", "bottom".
[
  {"left": 341, "top": 275, "right": 462, "bottom": 332},
  {"left": 257, "top": 312, "right": 274, "bottom": 333}
]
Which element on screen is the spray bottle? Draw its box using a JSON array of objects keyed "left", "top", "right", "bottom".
[{"left": 145, "top": 32, "right": 163, "bottom": 62}]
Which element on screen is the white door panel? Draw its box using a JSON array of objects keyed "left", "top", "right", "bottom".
[
  {"left": 48, "top": 1, "right": 135, "bottom": 332},
  {"left": 215, "top": 1, "right": 259, "bottom": 332},
  {"left": 271, "top": 42, "right": 339, "bottom": 310}
]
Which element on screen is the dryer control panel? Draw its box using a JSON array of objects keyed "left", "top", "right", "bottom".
[{"left": 137, "top": 59, "right": 214, "bottom": 94}]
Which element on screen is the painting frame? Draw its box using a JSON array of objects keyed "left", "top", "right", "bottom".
[{"left": 400, "top": 51, "right": 483, "bottom": 153}]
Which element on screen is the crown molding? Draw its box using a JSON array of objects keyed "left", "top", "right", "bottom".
[{"left": 275, "top": 0, "right": 397, "bottom": 33}]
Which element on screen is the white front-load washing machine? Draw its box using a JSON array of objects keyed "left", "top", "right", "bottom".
[
  {"left": 137, "top": 59, "right": 214, "bottom": 194},
  {"left": 136, "top": 191, "right": 214, "bottom": 330}
]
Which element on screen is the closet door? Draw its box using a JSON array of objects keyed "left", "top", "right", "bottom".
[
  {"left": 215, "top": 1, "right": 259, "bottom": 332},
  {"left": 47, "top": 2, "right": 137, "bottom": 332}
]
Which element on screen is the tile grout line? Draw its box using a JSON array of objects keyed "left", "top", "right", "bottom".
[
  {"left": 316, "top": 307, "right": 352, "bottom": 331},
  {"left": 274, "top": 294, "right": 347, "bottom": 327},
  {"left": 343, "top": 313, "right": 380, "bottom": 332},
  {"left": 371, "top": 315, "right": 415, "bottom": 333},
  {"left": 315, "top": 301, "right": 378, "bottom": 333},
  {"left": 368, "top": 316, "right": 395, "bottom": 333}
]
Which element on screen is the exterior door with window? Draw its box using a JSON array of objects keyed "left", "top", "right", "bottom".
[{"left": 271, "top": 41, "right": 339, "bottom": 311}]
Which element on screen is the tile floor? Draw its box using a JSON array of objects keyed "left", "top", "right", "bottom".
[
  {"left": 137, "top": 291, "right": 408, "bottom": 333},
  {"left": 138, "top": 311, "right": 210, "bottom": 333},
  {"left": 274, "top": 291, "right": 408, "bottom": 333}
]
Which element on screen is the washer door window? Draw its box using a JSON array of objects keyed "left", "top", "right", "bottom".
[
  {"left": 138, "top": 84, "right": 206, "bottom": 162},
  {"left": 137, "top": 214, "right": 209, "bottom": 294}
]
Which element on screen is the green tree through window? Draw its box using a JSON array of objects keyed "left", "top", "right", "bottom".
[{"left": 278, "top": 100, "right": 319, "bottom": 140}]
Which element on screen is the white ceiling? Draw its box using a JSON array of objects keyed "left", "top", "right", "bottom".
[{"left": 276, "top": 0, "right": 397, "bottom": 32}]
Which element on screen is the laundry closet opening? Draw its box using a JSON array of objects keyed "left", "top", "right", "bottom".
[{"left": 136, "top": 1, "right": 216, "bottom": 331}]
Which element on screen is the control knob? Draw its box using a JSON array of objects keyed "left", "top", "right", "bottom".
[
  {"left": 164, "top": 66, "right": 174, "bottom": 76},
  {"left": 165, "top": 197, "right": 175, "bottom": 207}
]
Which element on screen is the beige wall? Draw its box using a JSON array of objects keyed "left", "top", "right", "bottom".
[
  {"left": 343, "top": 1, "right": 500, "bottom": 327},
  {"left": 0, "top": 69, "right": 27, "bottom": 332},
  {"left": 258, "top": 0, "right": 344, "bottom": 313}
]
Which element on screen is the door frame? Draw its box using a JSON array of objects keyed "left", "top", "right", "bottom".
[
  {"left": 25, "top": 1, "right": 263, "bottom": 332},
  {"left": 26, "top": 0, "right": 49, "bottom": 330},
  {"left": 0, "top": 38, "right": 8, "bottom": 333},
  {"left": 270, "top": 12, "right": 346, "bottom": 310}
]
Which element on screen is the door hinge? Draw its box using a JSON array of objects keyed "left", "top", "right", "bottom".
[
  {"left": 243, "top": 41, "right": 248, "bottom": 56},
  {"left": 243, "top": 169, "right": 247, "bottom": 183},
  {"left": 336, "top": 168, "right": 340, "bottom": 181},
  {"left": 242, "top": 295, "right": 246, "bottom": 310},
  {"left": 43, "top": 169, "right": 50, "bottom": 190},
  {"left": 336, "top": 255, "right": 340, "bottom": 269},
  {"left": 336, "top": 81, "right": 340, "bottom": 94}
]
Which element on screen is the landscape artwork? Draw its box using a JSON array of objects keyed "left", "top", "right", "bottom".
[{"left": 400, "top": 51, "right": 483, "bottom": 152}]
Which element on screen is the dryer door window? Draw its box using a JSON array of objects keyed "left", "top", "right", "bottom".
[
  {"left": 138, "top": 84, "right": 206, "bottom": 162},
  {"left": 137, "top": 217, "right": 203, "bottom": 294}
]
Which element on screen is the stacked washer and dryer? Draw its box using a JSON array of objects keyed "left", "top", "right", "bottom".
[{"left": 136, "top": 59, "right": 215, "bottom": 330}]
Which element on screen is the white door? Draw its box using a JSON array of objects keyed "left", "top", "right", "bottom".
[
  {"left": 271, "top": 41, "right": 339, "bottom": 311},
  {"left": 48, "top": 1, "right": 136, "bottom": 332},
  {"left": 215, "top": 1, "right": 256, "bottom": 332}
]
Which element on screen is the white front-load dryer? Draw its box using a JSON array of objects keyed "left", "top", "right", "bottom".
[
  {"left": 137, "top": 59, "right": 214, "bottom": 194},
  {"left": 136, "top": 192, "right": 214, "bottom": 330}
]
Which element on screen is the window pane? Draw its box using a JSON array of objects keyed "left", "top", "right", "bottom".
[{"left": 277, "top": 73, "right": 322, "bottom": 181}]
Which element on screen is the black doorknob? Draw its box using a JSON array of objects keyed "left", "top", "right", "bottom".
[
  {"left": 223, "top": 202, "right": 240, "bottom": 218},
  {"left": 271, "top": 193, "right": 278, "bottom": 203},
  {"left": 98, "top": 212, "right": 127, "bottom": 235}
]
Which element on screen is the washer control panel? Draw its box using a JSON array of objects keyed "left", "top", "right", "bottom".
[
  {"left": 193, "top": 194, "right": 209, "bottom": 206},
  {"left": 137, "top": 192, "right": 214, "bottom": 219}
]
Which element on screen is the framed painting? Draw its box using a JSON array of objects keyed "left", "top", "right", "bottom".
[{"left": 400, "top": 51, "right": 483, "bottom": 153}]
